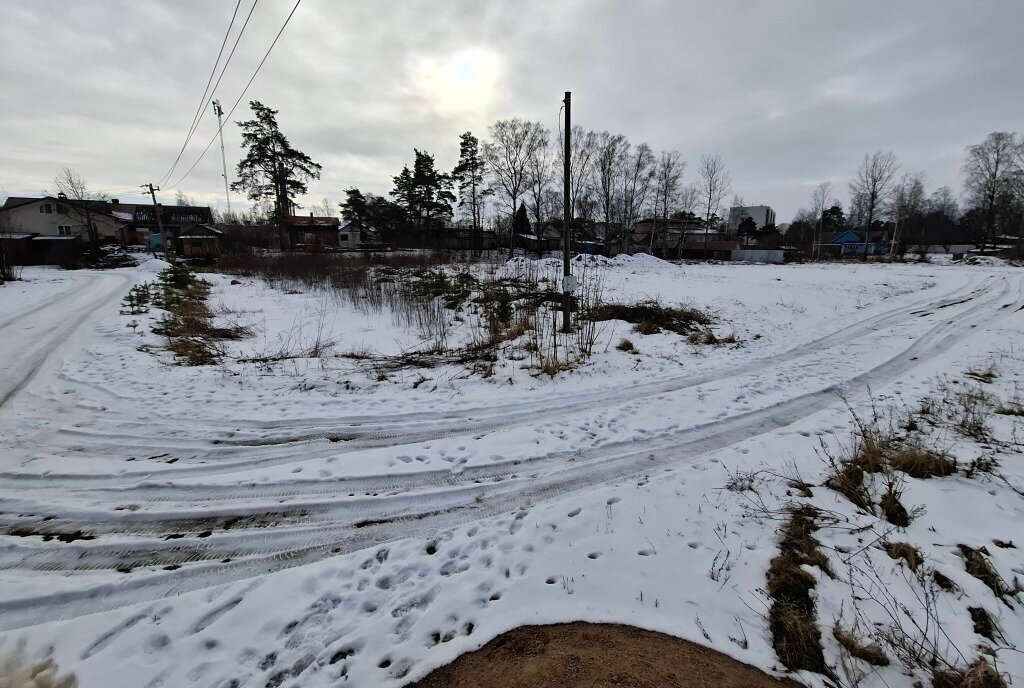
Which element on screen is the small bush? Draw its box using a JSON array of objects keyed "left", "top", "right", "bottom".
[{"left": 616, "top": 338, "right": 635, "bottom": 352}]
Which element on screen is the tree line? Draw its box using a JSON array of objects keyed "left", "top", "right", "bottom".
[{"left": 227, "top": 101, "right": 1024, "bottom": 257}]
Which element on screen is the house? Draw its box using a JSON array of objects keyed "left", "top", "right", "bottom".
[
  {"left": 816, "top": 229, "right": 892, "bottom": 258},
  {"left": 115, "top": 201, "right": 214, "bottom": 247},
  {"left": 631, "top": 217, "right": 731, "bottom": 259},
  {"left": 0, "top": 195, "right": 127, "bottom": 241},
  {"left": 338, "top": 221, "right": 361, "bottom": 250},
  {"left": 727, "top": 205, "right": 776, "bottom": 233},
  {"left": 172, "top": 224, "right": 222, "bottom": 259},
  {"left": 285, "top": 214, "right": 341, "bottom": 249}
]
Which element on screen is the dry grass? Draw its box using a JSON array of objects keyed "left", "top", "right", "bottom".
[
  {"left": 933, "top": 658, "right": 1007, "bottom": 688},
  {"left": 150, "top": 269, "right": 250, "bottom": 366},
  {"left": 957, "top": 545, "right": 1011, "bottom": 599},
  {"left": 832, "top": 623, "right": 890, "bottom": 666},
  {"left": 589, "top": 301, "right": 714, "bottom": 337},
  {"left": 0, "top": 645, "right": 77, "bottom": 688},
  {"left": 766, "top": 505, "right": 831, "bottom": 675},
  {"left": 884, "top": 542, "right": 924, "bottom": 572}
]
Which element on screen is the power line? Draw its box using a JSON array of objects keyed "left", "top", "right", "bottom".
[
  {"left": 166, "top": 0, "right": 303, "bottom": 191},
  {"left": 156, "top": 0, "right": 248, "bottom": 186}
]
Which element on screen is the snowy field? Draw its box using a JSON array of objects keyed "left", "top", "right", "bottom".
[{"left": 0, "top": 257, "right": 1022, "bottom": 687}]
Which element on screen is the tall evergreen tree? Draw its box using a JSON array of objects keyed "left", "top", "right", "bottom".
[
  {"left": 231, "top": 101, "right": 322, "bottom": 232},
  {"left": 390, "top": 150, "right": 454, "bottom": 243},
  {"left": 452, "top": 132, "right": 489, "bottom": 253}
]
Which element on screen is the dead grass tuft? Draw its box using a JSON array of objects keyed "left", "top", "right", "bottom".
[
  {"left": 934, "top": 658, "right": 1008, "bottom": 688},
  {"left": 832, "top": 623, "right": 890, "bottom": 666},
  {"left": 616, "top": 338, "right": 635, "bottom": 352},
  {"left": 589, "top": 301, "right": 714, "bottom": 337},
  {"left": 0, "top": 645, "right": 77, "bottom": 688},
  {"left": 967, "top": 607, "right": 998, "bottom": 642},
  {"left": 884, "top": 542, "right": 923, "bottom": 572},
  {"left": 957, "top": 545, "right": 1010, "bottom": 599}
]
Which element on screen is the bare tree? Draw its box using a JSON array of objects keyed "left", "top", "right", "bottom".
[
  {"left": 696, "top": 153, "right": 732, "bottom": 241},
  {"left": 962, "top": 132, "right": 1021, "bottom": 251},
  {"left": 174, "top": 191, "right": 196, "bottom": 207},
  {"left": 927, "top": 186, "right": 959, "bottom": 221},
  {"left": 524, "top": 133, "right": 555, "bottom": 229},
  {"left": 810, "top": 181, "right": 836, "bottom": 259},
  {"left": 309, "top": 197, "right": 335, "bottom": 217},
  {"left": 591, "top": 131, "right": 628, "bottom": 251},
  {"left": 886, "top": 171, "right": 926, "bottom": 259},
  {"left": 483, "top": 119, "right": 547, "bottom": 253},
  {"left": 558, "top": 125, "right": 598, "bottom": 222},
  {"left": 653, "top": 150, "right": 685, "bottom": 228},
  {"left": 848, "top": 150, "right": 900, "bottom": 260},
  {"left": 54, "top": 167, "right": 106, "bottom": 249},
  {"left": 618, "top": 142, "right": 656, "bottom": 253},
  {"left": 678, "top": 184, "right": 699, "bottom": 215}
]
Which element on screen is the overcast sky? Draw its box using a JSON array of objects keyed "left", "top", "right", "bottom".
[{"left": 2, "top": 1, "right": 1022, "bottom": 221}]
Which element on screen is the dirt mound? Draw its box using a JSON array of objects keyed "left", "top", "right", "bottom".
[{"left": 405, "top": 622, "right": 800, "bottom": 688}]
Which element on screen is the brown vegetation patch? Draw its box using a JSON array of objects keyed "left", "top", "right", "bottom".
[
  {"left": 589, "top": 300, "right": 714, "bottom": 337},
  {"left": 957, "top": 545, "right": 1011, "bottom": 599},
  {"left": 832, "top": 623, "right": 890, "bottom": 666},
  {"left": 932, "top": 658, "right": 1007, "bottom": 688},
  {"left": 884, "top": 542, "right": 923, "bottom": 571},
  {"left": 766, "top": 506, "right": 831, "bottom": 676},
  {"left": 405, "top": 622, "right": 801, "bottom": 688}
]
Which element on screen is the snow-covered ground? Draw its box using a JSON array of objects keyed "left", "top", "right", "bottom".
[{"left": 0, "top": 258, "right": 1022, "bottom": 687}]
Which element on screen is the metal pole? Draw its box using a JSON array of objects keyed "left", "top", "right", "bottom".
[
  {"left": 213, "top": 100, "right": 232, "bottom": 216},
  {"left": 561, "top": 91, "right": 572, "bottom": 333}
]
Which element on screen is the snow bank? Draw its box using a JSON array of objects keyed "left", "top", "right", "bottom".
[
  {"left": 613, "top": 253, "right": 673, "bottom": 269},
  {"left": 135, "top": 258, "right": 171, "bottom": 274}
]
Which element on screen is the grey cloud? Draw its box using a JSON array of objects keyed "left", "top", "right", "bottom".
[{"left": 2, "top": 0, "right": 1022, "bottom": 219}]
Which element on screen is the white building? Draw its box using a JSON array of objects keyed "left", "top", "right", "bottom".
[
  {"left": 0, "top": 196, "right": 126, "bottom": 240},
  {"left": 727, "top": 205, "right": 776, "bottom": 233}
]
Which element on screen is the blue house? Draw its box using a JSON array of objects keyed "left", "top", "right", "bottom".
[{"left": 819, "top": 229, "right": 891, "bottom": 258}]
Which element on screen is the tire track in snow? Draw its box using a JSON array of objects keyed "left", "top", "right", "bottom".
[{"left": 0, "top": 274, "right": 1018, "bottom": 630}]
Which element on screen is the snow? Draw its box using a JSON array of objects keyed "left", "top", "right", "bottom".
[{"left": 0, "top": 258, "right": 1022, "bottom": 687}]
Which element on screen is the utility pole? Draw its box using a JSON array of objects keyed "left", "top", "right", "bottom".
[
  {"left": 142, "top": 183, "right": 166, "bottom": 249},
  {"left": 212, "top": 99, "right": 232, "bottom": 216},
  {"left": 561, "top": 91, "right": 573, "bottom": 333}
]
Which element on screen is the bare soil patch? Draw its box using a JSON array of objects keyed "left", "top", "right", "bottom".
[{"left": 405, "top": 622, "right": 800, "bottom": 688}]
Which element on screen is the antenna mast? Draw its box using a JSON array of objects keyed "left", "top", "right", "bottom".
[{"left": 212, "top": 99, "right": 232, "bottom": 216}]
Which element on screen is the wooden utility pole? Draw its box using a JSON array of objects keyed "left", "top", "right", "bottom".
[
  {"left": 143, "top": 183, "right": 166, "bottom": 239},
  {"left": 561, "top": 91, "right": 573, "bottom": 333},
  {"left": 212, "top": 99, "right": 232, "bottom": 216}
]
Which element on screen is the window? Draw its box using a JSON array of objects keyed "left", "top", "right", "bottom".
[
  {"left": 339, "top": 234, "right": 349, "bottom": 242},
  {"left": 56, "top": 204, "right": 68, "bottom": 214},
  {"left": 57, "top": 225, "right": 74, "bottom": 236},
  {"left": 40, "top": 203, "right": 52, "bottom": 214}
]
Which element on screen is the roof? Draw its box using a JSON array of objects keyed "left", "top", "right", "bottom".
[{"left": 286, "top": 215, "right": 340, "bottom": 227}]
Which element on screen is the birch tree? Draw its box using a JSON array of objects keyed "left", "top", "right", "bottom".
[
  {"left": 696, "top": 153, "right": 732, "bottom": 240},
  {"left": 848, "top": 150, "right": 900, "bottom": 260},
  {"left": 483, "top": 119, "right": 546, "bottom": 252}
]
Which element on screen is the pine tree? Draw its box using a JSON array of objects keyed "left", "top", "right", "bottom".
[
  {"left": 231, "top": 101, "right": 322, "bottom": 231},
  {"left": 390, "top": 150, "right": 454, "bottom": 244},
  {"left": 512, "top": 202, "right": 531, "bottom": 245},
  {"left": 452, "top": 132, "right": 489, "bottom": 253}
]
